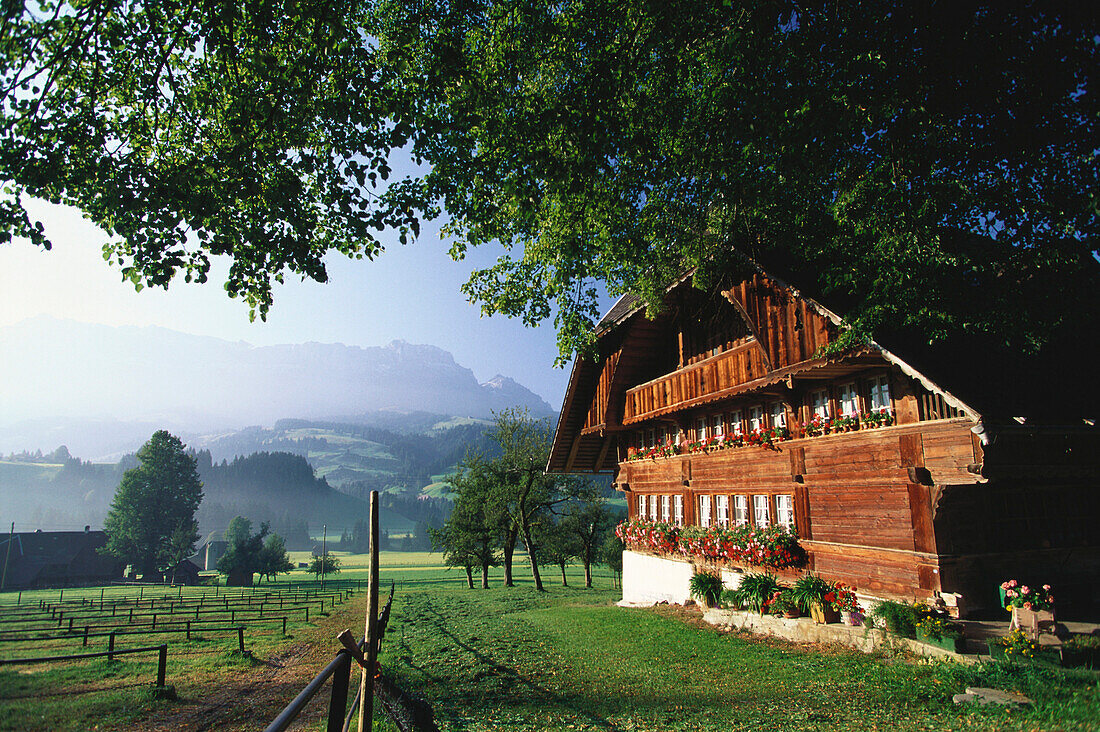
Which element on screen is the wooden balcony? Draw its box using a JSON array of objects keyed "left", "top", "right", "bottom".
[{"left": 623, "top": 340, "right": 770, "bottom": 424}]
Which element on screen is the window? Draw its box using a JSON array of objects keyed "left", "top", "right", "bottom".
[
  {"left": 661, "top": 495, "right": 670, "bottom": 522},
  {"left": 699, "top": 495, "right": 712, "bottom": 528},
  {"left": 656, "top": 426, "right": 667, "bottom": 447},
  {"left": 769, "top": 402, "right": 787, "bottom": 429},
  {"left": 711, "top": 414, "right": 724, "bottom": 438},
  {"left": 748, "top": 405, "right": 764, "bottom": 432},
  {"left": 811, "top": 389, "right": 830, "bottom": 419},
  {"left": 636, "top": 431, "right": 645, "bottom": 450},
  {"left": 637, "top": 494, "right": 646, "bottom": 519},
  {"left": 729, "top": 410, "right": 743, "bottom": 435},
  {"left": 869, "top": 375, "right": 892, "bottom": 413},
  {"left": 776, "top": 494, "right": 795, "bottom": 530},
  {"left": 673, "top": 495, "right": 684, "bottom": 526},
  {"left": 838, "top": 383, "right": 859, "bottom": 417},
  {"left": 733, "top": 495, "right": 748, "bottom": 526},
  {"left": 715, "top": 495, "right": 729, "bottom": 527},
  {"left": 753, "top": 495, "right": 771, "bottom": 527},
  {"left": 695, "top": 416, "right": 707, "bottom": 441},
  {"left": 649, "top": 494, "right": 658, "bottom": 522}
]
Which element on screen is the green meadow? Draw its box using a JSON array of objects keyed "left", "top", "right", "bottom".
[{"left": 1, "top": 553, "right": 1097, "bottom": 730}]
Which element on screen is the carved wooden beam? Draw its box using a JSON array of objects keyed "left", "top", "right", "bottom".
[{"left": 721, "top": 288, "right": 773, "bottom": 372}]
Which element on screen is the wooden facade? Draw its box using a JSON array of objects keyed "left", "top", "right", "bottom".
[{"left": 548, "top": 272, "right": 1100, "bottom": 616}]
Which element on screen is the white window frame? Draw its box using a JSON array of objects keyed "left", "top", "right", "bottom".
[
  {"left": 649, "top": 494, "right": 658, "bottom": 522},
  {"left": 748, "top": 405, "right": 764, "bottom": 432},
  {"left": 647, "top": 428, "right": 657, "bottom": 448},
  {"left": 733, "top": 495, "right": 748, "bottom": 526},
  {"left": 673, "top": 495, "right": 684, "bottom": 526},
  {"left": 711, "top": 414, "right": 724, "bottom": 438},
  {"left": 715, "top": 495, "right": 729, "bottom": 527},
  {"left": 695, "top": 416, "right": 707, "bottom": 441},
  {"left": 753, "top": 495, "right": 771, "bottom": 527},
  {"left": 776, "top": 494, "right": 795, "bottom": 530},
  {"left": 637, "top": 494, "right": 646, "bottom": 519},
  {"left": 838, "top": 382, "right": 859, "bottom": 417},
  {"left": 660, "top": 494, "right": 670, "bottom": 522},
  {"left": 729, "top": 410, "right": 743, "bottom": 436},
  {"left": 699, "top": 495, "right": 712, "bottom": 528},
  {"left": 769, "top": 402, "right": 787, "bottom": 429},
  {"left": 811, "top": 389, "right": 830, "bottom": 419},
  {"left": 869, "top": 375, "right": 892, "bottom": 413}
]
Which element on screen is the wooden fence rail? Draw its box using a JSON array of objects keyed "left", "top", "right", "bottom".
[{"left": 0, "top": 643, "right": 170, "bottom": 690}]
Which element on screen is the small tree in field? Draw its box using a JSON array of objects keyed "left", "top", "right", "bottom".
[
  {"left": 258, "top": 533, "right": 294, "bottom": 582},
  {"left": 309, "top": 554, "right": 340, "bottom": 580},
  {"left": 601, "top": 533, "right": 624, "bottom": 589}
]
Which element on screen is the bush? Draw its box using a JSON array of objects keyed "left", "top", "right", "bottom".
[
  {"left": 728, "top": 572, "right": 780, "bottom": 613},
  {"left": 689, "top": 572, "right": 724, "bottom": 606}
]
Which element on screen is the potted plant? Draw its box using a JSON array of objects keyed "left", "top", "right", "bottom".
[
  {"left": 915, "top": 615, "right": 966, "bottom": 653},
  {"left": 689, "top": 571, "right": 724, "bottom": 607},
  {"left": 767, "top": 590, "right": 802, "bottom": 618},
  {"left": 834, "top": 584, "right": 864, "bottom": 625},
  {"left": 1000, "top": 580, "right": 1055, "bottom": 638},
  {"left": 869, "top": 600, "right": 924, "bottom": 638},
  {"left": 728, "top": 572, "right": 781, "bottom": 614},
  {"left": 790, "top": 574, "right": 840, "bottom": 623}
]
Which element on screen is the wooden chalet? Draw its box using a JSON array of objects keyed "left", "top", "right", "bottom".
[{"left": 548, "top": 270, "right": 1100, "bottom": 616}]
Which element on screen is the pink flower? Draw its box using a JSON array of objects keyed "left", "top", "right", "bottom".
[
  {"left": 1007, "top": 579, "right": 1017, "bottom": 588},
  {"left": 1042, "top": 584, "right": 1051, "bottom": 591},
  {"left": 1023, "top": 601, "right": 1032, "bottom": 610},
  {"left": 1020, "top": 585, "right": 1030, "bottom": 595}
]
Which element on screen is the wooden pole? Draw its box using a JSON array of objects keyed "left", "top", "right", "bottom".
[
  {"left": 321, "top": 524, "right": 327, "bottom": 592},
  {"left": 358, "top": 491, "right": 380, "bottom": 732}
]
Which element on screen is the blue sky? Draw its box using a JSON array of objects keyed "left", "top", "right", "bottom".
[{"left": 0, "top": 197, "right": 597, "bottom": 408}]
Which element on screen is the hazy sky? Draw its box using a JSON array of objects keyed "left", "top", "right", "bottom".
[{"left": 0, "top": 197, "right": 600, "bottom": 407}]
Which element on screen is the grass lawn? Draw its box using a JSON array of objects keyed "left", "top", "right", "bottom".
[{"left": 1, "top": 554, "right": 1097, "bottom": 730}]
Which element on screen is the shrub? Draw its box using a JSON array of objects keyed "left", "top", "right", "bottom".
[
  {"left": 689, "top": 571, "right": 724, "bottom": 606},
  {"left": 729, "top": 572, "right": 780, "bottom": 613}
]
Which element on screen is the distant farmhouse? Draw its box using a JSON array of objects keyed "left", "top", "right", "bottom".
[
  {"left": 548, "top": 270, "right": 1099, "bottom": 616},
  {"left": 0, "top": 528, "right": 124, "bottom": 590}
]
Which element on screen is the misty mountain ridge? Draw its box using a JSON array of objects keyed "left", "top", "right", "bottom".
[{"left": 0, "top": 316, "right": 553, "bottom": 455}]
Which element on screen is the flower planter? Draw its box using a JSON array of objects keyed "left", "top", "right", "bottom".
[
  {"left": 916, "top": 627, "right": 966, "bottom": 654},
  {"left": 809, "top": 602, "right": 840, "bottom": 624},
  {"left": 840, "top": 610, "right": 864, "bottom": 627},
  {"left": 1011, "top": 606, "right": 1056, "bottom": 638}
]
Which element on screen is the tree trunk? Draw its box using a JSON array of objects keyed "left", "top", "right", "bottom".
[
  {"left": 520, "top": 522, "right": 545, "bottom": 592},
  {"left": 559, "top": 562, "right": 568, "bottom": 586},
  {"left": 465, "top": 565, "right": 474, "bottom": 589},
  {"left": 503, "top": 525, "right": 518, "bottom": 587},
  {"left": 583, "top": 559, "right": 592, "bottom": 588},
  {"left": 481, "top": 560, "right": 490, "bottom": 589}
]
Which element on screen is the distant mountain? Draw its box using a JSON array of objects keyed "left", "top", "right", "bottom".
[{"left": 0, "top": 317, "right": 554, "bottom": 454}]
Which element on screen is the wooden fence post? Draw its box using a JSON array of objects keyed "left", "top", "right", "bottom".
[
  {"left": 108, "top": 632, "right": 115, "bottom": 660},
  {"left": 358, "top": 490, "right": 380, "bottom": 732},
  {"left": 327, "top": 652, "right": 351, "bottom": 732},
  {"left": 238, "top": 627, "right": 245, "bottom": 654},
  {"left": 156, "top": 644, "right": 167, "bottom": 688}
]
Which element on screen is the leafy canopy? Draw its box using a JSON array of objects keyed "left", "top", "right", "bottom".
[
  {"left": 4, "top": 2, "right": 1096, "bottom": 358},
  {"left": 1, "top": 0, "right": 426, "bottom": 319},
  {"left": 377, "top": 0, "right": 1098, "bottom": 357}
]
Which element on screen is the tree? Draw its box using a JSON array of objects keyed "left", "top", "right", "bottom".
[
  {"left": 600, "top": 532, "right": 624, "bottom": 590},
  {"left": 535, "top": 516, "right": 578, "bottom": 587},
  {"left": 102, "top": 430, "right": 203, "bottom": 578},
  {"left": 308, "top": 553, "right": 341, "bottom": 579},
  {"left": 375, "top": 1, "right": 1097, "bottom": 360},
  {"left": 559, "top": 493, "right": 613, "bottom": 589},
  {"left": 216, "top": 516, "right": 285, "bottom": 584},
  {"left": 432, "top": 461, "right": 500, "bottom": 588},
  {"left": 258, "top": 533, "right": 294, "bottom": 582}
]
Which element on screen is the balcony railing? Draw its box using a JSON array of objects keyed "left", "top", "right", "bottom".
[{"left": 623, "top": 340, "right": 769, "bottom": 424}]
